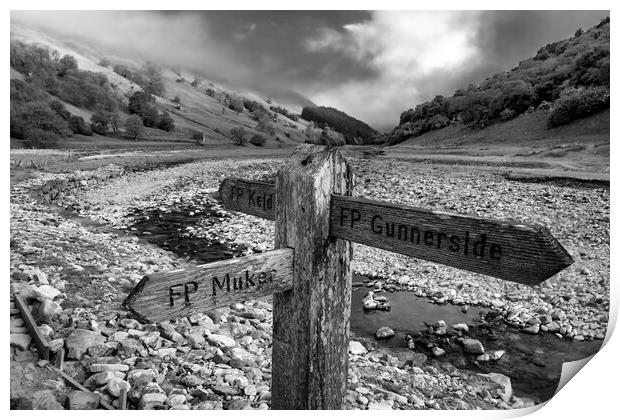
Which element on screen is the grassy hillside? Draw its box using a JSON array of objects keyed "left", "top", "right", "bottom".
[
  {"left": 386, "top": 16, "right": 610, "bottom": 146},
  {"left": 10, "top": 23, "right": 314, "bottom": 149}
]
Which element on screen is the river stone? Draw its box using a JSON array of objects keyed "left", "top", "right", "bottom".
[
  {"left": 187, "top": 332, "right": 205, "bottom": 348},
  {"left": 68, "top": 391, "right": 101, "bottom": 410},
  {"left": 127, "top": 369, "right": 158, "bottom": 386},
  {"left": 368, "top": 401, "right": 393, "bottom": 409},
  {"left": 452, "top": 323, "right": 469, "bottom": 333},
  {"left": 228, "top": 347, "right": 256, "bottom": 366},
  {"left": 66, "top": 329, "right": 106, "bottom": 360},
  {"left": 490, "top": 350, "right": 505, "bottom": 361},
  {"left": 49, "top": 338, "right": 64, "bottom": 352},
  {"left": 140, "top": 393, "right": 167, "bottom": 409},
  {"left": 462, "top": 338, "right": 485, "bottom": 354},
  {"left": 121, "top": 337, "right": 146, "bottom": 355},
  {"left": 11, "top": 333, "right": 32, "bottom": 350},
  {"left": 207, "top": 334, "right": 236, "bottom": 348},
  {"left": 181, "top": 374, "right": 204, "bottom": 387},
  {"left": 522, "top": 325, "right": 540, "bottom": 334},
  {"left": 34, "top": 285, "right": 61, "bottom": 301},
  {"left": 32, "top": 300, "right": 63, "bottom": 324},
  {"left": 166, "top": 394, "right": 186, "bottom": 406},
  {"left": 375, "top": 326, "right": 395, "bottom": 339},
  {"left": 228, "top": 399, "right": 252, "bottom": 410},
  {"left": 348, "top": 340, "right": 368, "bottom": 355},
  {"left": 432, "top": 347, "right": 446, "bottom": 357},
  {"left": 38, "top": 324, "right": 54, "bottom": 339},
  {"left": 86, "top": 371, "right": 119, "bottom": 387},
  {"left": 211, "top": 385, "right": 240, "bottom": 396},
  {"left": 32, "top": 390, "right": 64, "bottom": 410},
  {"left": 90, "top": 363, "right": 129, "bottom": 373},
  {"left": 107, "top": 377, "right": 131, "bottom": 398},
  {"left": 479, "top": 373, "right": 513, "bottom": 402}
]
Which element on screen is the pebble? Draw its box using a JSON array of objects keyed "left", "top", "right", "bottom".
[
  {"left": 348, "top": 341, "right": 368, "bottom": 355},
  {"left": 375, "top": 326, "right": 395, "bottom": 339},
  {"left": 106, "top": 377, "right": 131, "bottom": 398}
]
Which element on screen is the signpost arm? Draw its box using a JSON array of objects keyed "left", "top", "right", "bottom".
[{"left": 271, "top": 145, "right": 353, "bottom": 409}]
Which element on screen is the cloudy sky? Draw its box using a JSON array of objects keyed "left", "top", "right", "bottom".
[{"left": 11, "top": 10, "right": 607, "bottom": 130}]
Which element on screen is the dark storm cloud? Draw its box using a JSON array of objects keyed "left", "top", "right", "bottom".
[{"left": 190, "top": 11, "right": 378, "bottom": 88}]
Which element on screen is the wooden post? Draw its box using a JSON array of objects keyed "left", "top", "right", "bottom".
[{"left": 271, "top": 145, "right": 353, "bottom": 409}]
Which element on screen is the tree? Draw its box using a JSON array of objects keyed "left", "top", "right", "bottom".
[
  {"left": 141, "top": 61, "right": 165, "bottom": 97},
  {"left": 141, "top": 104, "right": 160, "bottom": 128},
  {"left": 58, "top": 55, "right": 78, "bottom": 77},
  {"left": 172, "top": 95, "right": 181, "bottom": 103},
  {"left": 128, "top": 91, "right": 154, "bottom": 116},
  {"left": 191, "top": 77, "right": 201, "bottom": 87},
  {"left": 158, "top": 111, "right": 175, "bottom": 131},
  {"left": 230, "top": 127, "right": 246, "bottom": 145},
  {"left": 256, "top": 116, "right": 276, "bottom": 136},
  {"left": 90, "top": 111, "right": 112, "bottom": 135},
  {"left": 110, "top": 113, "right": 121, "bottom": 133},
  {"left": 250, "top": 133, "right": 267, "bottom": 146},
  {"left": 125, "top": 115, "right": 144, "bottom": 140}
]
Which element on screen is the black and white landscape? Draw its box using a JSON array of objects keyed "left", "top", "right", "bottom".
[{"left": 9, "top": 10, "right": 610, "bottom": 410}]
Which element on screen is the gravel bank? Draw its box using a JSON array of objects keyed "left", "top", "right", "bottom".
[{"left": 10, "top": 156, "right": 609, "bottom": 409}]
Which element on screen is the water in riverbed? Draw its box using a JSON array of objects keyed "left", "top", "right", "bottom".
[{"left": 351, "top": 282, "right": 601, "bottom": 403}]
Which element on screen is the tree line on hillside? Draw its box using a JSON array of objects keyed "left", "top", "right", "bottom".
[
  {"left": 10, "top": 40, "right": 175, "bottom": 147},
  {"left": 109, "top": 61, "right": 166, "bottom": 97},
  {"left": 301, "top": 106, "right": 378, "bottom": 145},
  {"left": 389, "top": 16, "right": 610, "bottom": 145}
]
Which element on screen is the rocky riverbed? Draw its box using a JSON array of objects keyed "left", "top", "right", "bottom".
[{"left": 10, "top": 155, "right": 609, "bottom": 409}]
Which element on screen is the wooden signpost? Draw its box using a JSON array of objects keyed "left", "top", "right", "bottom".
[{"left": 124, "top": 144, "right": 573, "bottom": 410}]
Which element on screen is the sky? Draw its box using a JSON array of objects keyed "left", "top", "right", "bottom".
[{"left": 11, "top": 10, "right": 608, "bottom": 131}]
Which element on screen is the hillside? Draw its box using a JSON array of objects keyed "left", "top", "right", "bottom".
[
  {"left": 10, "top": 22, "right": 316, "bottom": 149},
  {"left": 301, "top": 106, "right": 379, "bottom": 145},
  {"left": 386, "top": 16, "right": 610, "bottom": 146}
]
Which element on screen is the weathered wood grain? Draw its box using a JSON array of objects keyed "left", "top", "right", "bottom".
[
  {"left": 330, "top": 195, "right": 573, "bottom": 285},
  {"left": 219, "top": 177, "right": 276, "bottom": 220},
  {"left": 123, "top": 248, "right": 294, "bottom": 323},
  {"left": 271, "top": 145, "right": 353, "bottom": 409},
  {"left": 217, "top": 178, "right": 573, "bottom": 284},
  {"left": 13, "top": 292, "right": 50, "bottom": 360}
]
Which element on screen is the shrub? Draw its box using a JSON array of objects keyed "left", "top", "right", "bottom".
[
  {"left": 23, "top": 128, "right": 61, "bottom": 148},
  {"left": 158, "top": 111, "right": 175, "bottom": 131},
  {"left": 49, "top": 100, "right": 71, "bottom": 121},
  {"left": 500, "top": 108, "right": 517, "bottom": 121},
  {"left": 250, "top": 134, "right": 267, "bottom": 146},
  {"left": 11, "top": 101, "right": 70, "bottom": 140},
  {"left": 125, "top": 115, "right": 144, "bottom": 140},
  {"left": 230, "top": 127, "right": 246, "bottom": 145},
  {"left": 141, "top": 104, "right": 160, "bottom": 128},
  {"left": 172, "top": 96, "right": 181, "bottom": 103},
  {"left": 68, "top": 116, "right": 93, "bottom": 135},
  {"left": 548, "top": 87, "right": 610, "bottom": 127},
  {"left": 256, "top": 116, "right": 276, "bottom": 136},
  {"left": 228, "top": 96, "right": 244, "bottom": 113},
  {"left": 191, "top": 130, "right": 205, "bottom": 144},
  {"left": 90, "top": 111, "right": 115, "bottom": 135}
]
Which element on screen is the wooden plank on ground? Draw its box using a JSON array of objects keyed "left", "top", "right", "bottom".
[
  {"left": 123, "top": 248, "right": 294, "bottom": 323},
  {"left": 46, "top": 364, "right": 115, "bottom": 410},
  {"left": 13, "top": 293, "right": 50, "bottom": 360},
  {"left": 330, "top": 195, "right": 573, "bottom": 285}
]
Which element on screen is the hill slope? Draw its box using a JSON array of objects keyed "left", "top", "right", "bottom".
[
  {"left": 10, "top": 22, "right": 315, "bottom": 149},
  {"left": 386, "top": 16, "right": 610, "bottom": 146}
]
